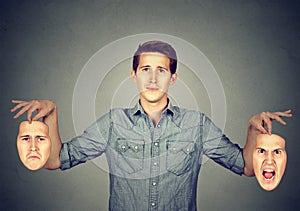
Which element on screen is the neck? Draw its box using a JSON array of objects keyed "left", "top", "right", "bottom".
[{"left": 140, "top": 97, "right": 168, "bottom": 126}]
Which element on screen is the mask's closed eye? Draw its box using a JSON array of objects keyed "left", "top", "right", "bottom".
[
  {"left": 20, "top": 136, "right": 29, "bottom": 141},
  {"left": 37, "top": 136, "right": 47, "bottom": 141}
]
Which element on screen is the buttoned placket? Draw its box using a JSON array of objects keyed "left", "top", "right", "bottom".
[{"left": 149, "top": 118, "right": 163, "bottom": 211}]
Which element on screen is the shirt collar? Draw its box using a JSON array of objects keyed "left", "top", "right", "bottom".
[{"left": 129, "top": 99, "right": 179, "bottom": 125}]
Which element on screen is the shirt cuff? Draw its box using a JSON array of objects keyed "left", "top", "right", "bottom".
[
  {"left": 59, "top": 143, "right": 71, "bottom": 170},
  {"left": 230, "top": 149, "right": 245, "bottom": 175}
]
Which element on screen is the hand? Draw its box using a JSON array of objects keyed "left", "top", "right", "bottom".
[
  {"left": 248, "top": 110, "right": 292, "bottom": 135},
  {"left": 11, "top": 100, "right": 56, "bottom": 122}
]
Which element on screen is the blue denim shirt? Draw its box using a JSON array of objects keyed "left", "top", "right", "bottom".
[{"left": 60, "top": 102, "right": 244, "bottom": 211}]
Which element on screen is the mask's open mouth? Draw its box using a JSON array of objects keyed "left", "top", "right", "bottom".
[{"left": 263, "top": 170, "right": 275, "bottom": 180}]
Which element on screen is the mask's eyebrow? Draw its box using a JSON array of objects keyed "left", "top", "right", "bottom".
[
  {"left": 255, "top": 147, "right": 266, "bottom": 150},
  {"left": 19, "top": 135, "right": 29, "bottom": 138},
  {"left": 18, "top": 135, "right": 48, "bottom": 138},
  {"left": 255, "top": 147, "right": 285, "bottom": 152}
]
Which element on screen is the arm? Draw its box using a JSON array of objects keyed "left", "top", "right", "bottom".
[
  {"left": 243, "top": 110, "right": 292, "bottom": 176},
  {"left": 11, "top": 100, "right": 62, "bottom": 170}
]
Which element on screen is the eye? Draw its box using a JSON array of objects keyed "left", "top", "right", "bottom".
[
  {"left": 141, "top": 67, "right": 150, "bottom": 72},
  {"left": 274, "top": 149, "right": 282, "bottom": 155},
  {"left": 38, "top": 137, "right": 46, "bottom": 141},
  {"left": 257, "top": 149, "right": 265, "bottom": 154},
  {"left": 158, "top": 68, "right": 167, "bottom": 73},
  {"left": 21, "top": 137, "right": 29, "bottom": 141}
]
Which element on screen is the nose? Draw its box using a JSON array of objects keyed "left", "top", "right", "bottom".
[
  {"left": 265, "top": 151, "right": 274, "bottom": 164},
  {"left": 149, "top": 69, "right": 157, "bottom": 83},
  {"left": 30, "top": 140, "right": 38, "bottom": 151}
]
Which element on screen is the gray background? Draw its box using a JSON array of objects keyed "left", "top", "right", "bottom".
[{"left": 1, "top": 0, "right": 299, "bottom": 210}]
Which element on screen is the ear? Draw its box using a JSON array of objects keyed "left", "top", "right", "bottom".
[
  {"left": 170, "top": 73, "right": 177, "bottom": 85},
  {"left": 131, "top": 69, "right": 137, "bottom": 82}
]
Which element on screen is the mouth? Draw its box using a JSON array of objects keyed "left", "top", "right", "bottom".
[
  {"left": 27, "top": 155, "right": 40, "bottom": 160},
  {"left": 262, "top": 169, "right": 275, "bottom": 181},
  {"left": 146, "top": 87, "right": 160, "bottom": 91}
]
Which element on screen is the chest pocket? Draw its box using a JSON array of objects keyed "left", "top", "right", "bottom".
[
  {"left": 116, "top": 139, "right": 145, "bottom": 174},
  {"left": 166, "top": 140, "right": 195, "bottom": 176}
]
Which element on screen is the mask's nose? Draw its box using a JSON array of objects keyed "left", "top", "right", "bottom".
[
  {"left": 265, "top": 151, "right": 275, "bottom": 164},
  {"left": 30, "top": 139, "right": 38, "bottom": 151}
]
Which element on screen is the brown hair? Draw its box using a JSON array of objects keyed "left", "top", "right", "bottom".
[{"left": 132, "top": 40, "right": 177, "bottom": 74}]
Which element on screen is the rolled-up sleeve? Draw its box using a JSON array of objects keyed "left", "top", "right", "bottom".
[
  {"left": 202, "top": 114, "right": 244, "bottom": 175},
  {"left": 60, "top": 112, "right": 111, "bottom": 170}
]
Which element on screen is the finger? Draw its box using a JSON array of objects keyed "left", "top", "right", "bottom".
[
  {"left": 11, "top": 100, "right": 25, "bottom": 104},
  {"left": 283, "top": 109, "right": 291, "bottom": 113},
  {"left": 32, "top": 110, "right": 46, "bottom": 121},
  {"left": 283, "top": 109, "right": 292, "bottom": 117},
  {"left": 273, "top": 110, "right": 292, "bottom": 117},
  {"left": 26, "top": 104, "right": 42, "bottom": 122},
  {"left": 262, "top": 116, "right": 273, "bottom": 135},
  {"left": 10, "top": 102, "right": 29, "bottom": 112},
  {"left": 27, "top": 112, "right": 32, "bottom": 123},
  {"left": 13, "top": 103, "right": 33, "bottom": 119},
  {"left": 272, "top": 115, "right": 287, "bottom": 125},
  {"left": 267, "top": 112, "right": 287, "bottom": 125},
  {"left": 267, "top": 122, "right": 272, "bottom": 135},
  {"left": 256, "top": 123, "right": 268, "bottom": 134},
  {"left": 27, "top": 107, "right": 35, "bottom": 122},
  {"left": 274, "top": 112, "right": 292, "bottom": 117}
]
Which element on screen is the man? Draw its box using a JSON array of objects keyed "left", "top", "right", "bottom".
[
  {"left": 16, "top": 120, "right": 51, "bottom": 171},
  {"left": 253, "top": 133, "right": 287, "bottom": 191},
  {"left": 11, "top": 41, "right": 292, "bottom": 210}
]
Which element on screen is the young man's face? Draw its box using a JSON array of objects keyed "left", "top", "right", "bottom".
[
  {"left": 253, "top": 134, "right": 287, "bottom": 191},
  {"left": 131, "top": 52, "right": 177, "bottom": 105},
  {"left": 16, "top": 121, "right": 51, "bottom": 171}
]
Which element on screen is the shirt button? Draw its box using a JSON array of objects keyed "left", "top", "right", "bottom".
[
  {"left": 151, "top": 202, "right": 156, "bottom": 207},
  {"left": 152, "top": 182, "right": 157, "bottom": 186},
  {"left": 186, "top": 148, "right": 190, "bottom": 152},
  {"left": 157, "top": 124, "right": 161, "bottom": 128},
  {"left": 134, "top": 145, "right": 139, "bottom": 150},
  {"left": 154, "top": 142, "right": 159, "bottom": 146},
  {"left": 153, "top": 162, "right": 158, "bottom": 166},
  {"left": 121, "top": 145, "right": 126, "bottom": 149}
]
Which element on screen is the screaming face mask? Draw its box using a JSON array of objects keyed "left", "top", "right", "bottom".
[{"left": 253, "top": 134, "right": 287, "bottom": 191}]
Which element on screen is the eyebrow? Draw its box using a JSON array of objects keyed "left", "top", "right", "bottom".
[
  {"left": 139, "top": 65, "right": 151, "bottom": 68},
  {"left": 139, "top": 65, "right": 168, "bottom": 69},
  {"left": 255, "top": 147, "right": 285, "bottom": 151},
  {"left": 19, "top": 135, "right": 48, "bottom": 138},
  {"left": 157, "top": 66, "right": 168, "bottom": 70}
]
